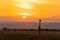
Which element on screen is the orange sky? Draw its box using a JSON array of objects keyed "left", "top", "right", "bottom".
[{"left": 0, "top": 0, "right": 60, "bottom": 22}]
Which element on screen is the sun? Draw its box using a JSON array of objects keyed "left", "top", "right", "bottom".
[
  {"left": 22, "top": 16, "right": 27, "bottom": 18},
  {"left": 19, "top": 13, "right": 30, "bottom": 18}
]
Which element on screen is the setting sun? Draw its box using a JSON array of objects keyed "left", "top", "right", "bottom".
[
  {"left": 19, "top": 13, "right": 30, "bottom": 19},
  {"left": 22, "top": 16, "right": 27, "bottom": 19}
]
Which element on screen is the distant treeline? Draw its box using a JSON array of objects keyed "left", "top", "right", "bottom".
[
  {"left": 2, "top": 27, "right": 60, "bottom": 31},
  {"left": 41, "top": 29, "right": 60, "bottom": 31},
  {"left": 2, "top": 28, "right": 36, "bottom": 31}
]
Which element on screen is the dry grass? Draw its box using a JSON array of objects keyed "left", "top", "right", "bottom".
[{"left": 0, "top": 30, "right": 60, "bottom": 40}]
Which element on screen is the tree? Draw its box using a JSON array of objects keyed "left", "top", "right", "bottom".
[{"left": 3, "top": 28, "right": 8, "bottom": 30}]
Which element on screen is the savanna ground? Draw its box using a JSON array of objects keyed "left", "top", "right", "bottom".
[{"left": 0, "top": 30, "right": 60, "bottom": 40}]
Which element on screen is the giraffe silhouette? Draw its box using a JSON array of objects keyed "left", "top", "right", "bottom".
[{"left": 38, "top": 20, "right": 41, "bottom": 34}]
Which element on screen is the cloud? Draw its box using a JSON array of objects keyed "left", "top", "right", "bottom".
[{"left": 11, "top": 0, "right": 48, "bottom": 4}]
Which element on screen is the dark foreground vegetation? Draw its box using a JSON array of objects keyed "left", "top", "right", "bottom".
[{"left": 0, "top": 30, "right": 60, "bottom": 40}]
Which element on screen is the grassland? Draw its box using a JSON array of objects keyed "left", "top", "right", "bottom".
[{"left": 0, "top": 30, "right": 60, "bottom": 40}]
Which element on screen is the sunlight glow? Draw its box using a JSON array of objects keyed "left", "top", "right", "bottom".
[
  {"left": 22, "top": 16, "right": 27, "bottom": 18},
  {"left": 12, "top": 0, "right": 48, "bottom": 4},
  {"left": 16, "top": 3, "right": 33, "bottom": 9},
  {"left": 20, "top": 13, "right": 29, "bottom": 18},
  {"left": 20, "top": 13, "right": 30, "bottom": 16},
  {"left": 11, "top": 0, "right": 48, "bottom": 9}
]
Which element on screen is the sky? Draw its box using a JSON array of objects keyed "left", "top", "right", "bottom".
[{"left": 0, "top": 0, "right": 60, "bottom": 22}]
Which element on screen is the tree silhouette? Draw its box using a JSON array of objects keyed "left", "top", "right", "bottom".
[{"left": 3, "top": 28, "right": 8, "bottom": 30}]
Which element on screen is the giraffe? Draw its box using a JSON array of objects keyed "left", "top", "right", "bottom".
[{"left": 38, "top": 19, "right": 41, "bottom": 34}]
